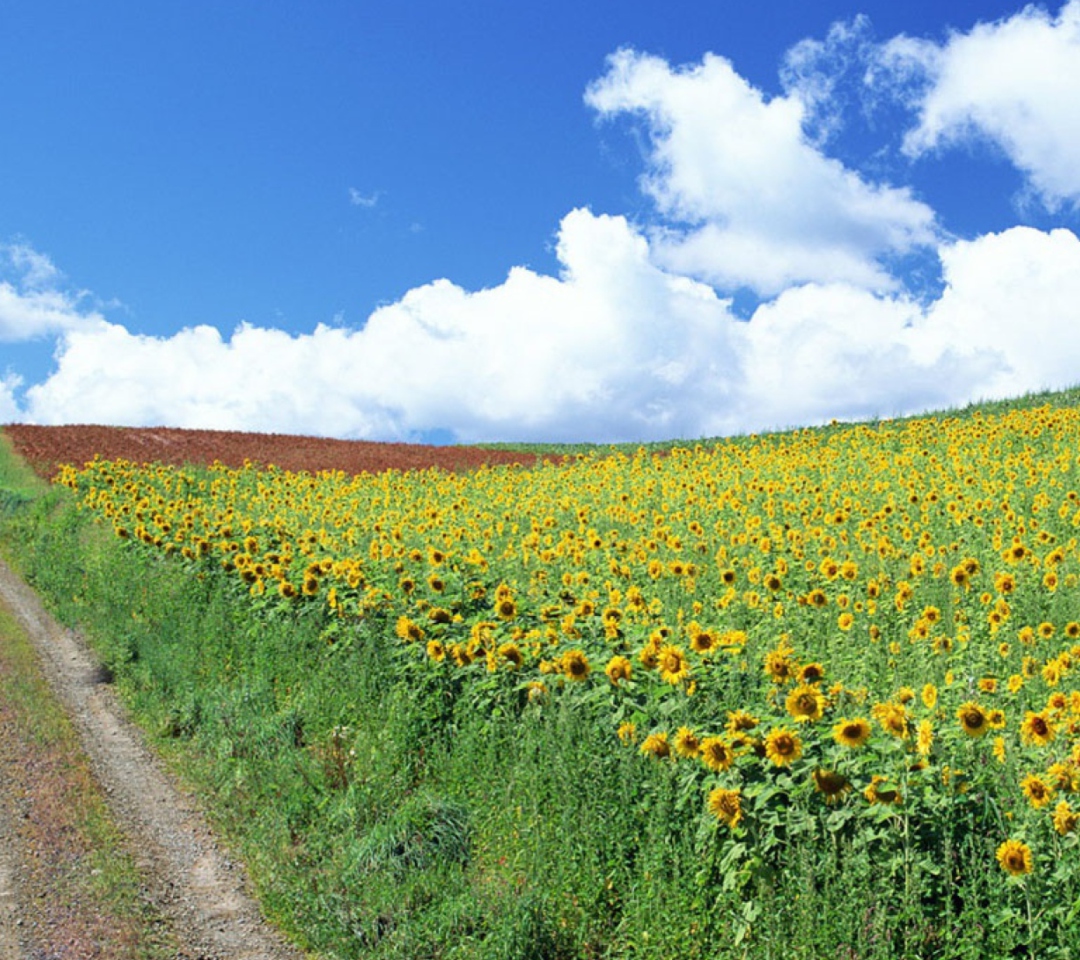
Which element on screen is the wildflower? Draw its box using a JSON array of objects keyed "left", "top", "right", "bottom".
[
  {"left": 1020, "top": 710, "right": 1056, "bottom": 748},
  {"left": 498, "top": 642, "right": 523, "bottom": 669},
  {"left": 700, "top": 736, "right": 735, "bottom": 772},
  {"left": 764, "top": 727, "right": 802, "bottom": 767},
  {"left": 674, "top": 727, "right": 702, "bottom": 759},
  {"left": 1053, "top": 800, "right": 1079, "bottom": 836},
  {"left": 1021, "top": 773, "right": 1055, "bottom": 809},
  {"left": 957, "top": 702, "right": 990, "bottom": 738},
  {"left": 707, "top": 787, "right": 742, "bottom": 828},
  {"left": 561, "top": 649, "right": 591, "bottom": 681},
  {"left": 426, "top": 639, "right": 446, "bottom": 662},
  {"left": 864, "top": 775, "right": 901, "bottom": 805},
  {"left": 833, "top": 717, "right": 872, "bottom": 749},
  {"left": 395, "top": 617, "right": 423, "bottom": 639},
  {"left": 916, "top": 719, "right": 934, "bottom": 756},
  {"left": 657, "top": 644, "right": 691, "bottom": 685},
  {"left": 872, "top": 701, "right": 910, "bottom": 739},
  {"left": 605, "top": 655, "right": 632, "bottom": 686},
  {"left": 785, "top": 684, "right": 826, "bottom": 724},
  {"left": 640, "top": 731, "right": 670, "bottom": 759},
  {"left": 812, "top": 769, "right": 851, "bottom": 804},
  {"left": 996, "top": 838, "right": 1033, "bottom": 876}
]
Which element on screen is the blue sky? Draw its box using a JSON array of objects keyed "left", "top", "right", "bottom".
[{"left": 3, "top": 0, "right": 1080, "bottom": 442}]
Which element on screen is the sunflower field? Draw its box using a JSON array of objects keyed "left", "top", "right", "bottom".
[{"left": 26, "top": 400, "right": 1080, "bottom": 957}]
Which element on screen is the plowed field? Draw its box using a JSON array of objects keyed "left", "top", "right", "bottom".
[{"left": 3, "top": 424, "right": 544, "bottom": 480}]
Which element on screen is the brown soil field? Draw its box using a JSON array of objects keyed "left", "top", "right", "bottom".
[{"left": 3, "top": 423, "right": 545, "bottom": 480}]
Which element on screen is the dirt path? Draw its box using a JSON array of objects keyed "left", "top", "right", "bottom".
[
  {"left": 0, "top": 556, "right": 309, "bottom": 960},
  {"left": 0, "top": 804, "right": 20, "bottom": 960}
]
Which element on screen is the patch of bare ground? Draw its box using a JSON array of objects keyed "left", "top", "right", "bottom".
[
  {"left": 3, "top": 423, "right": 543, "bottom": 480},
  {"left": 0, "top": 556, "right": 309, "bottom": 960}
]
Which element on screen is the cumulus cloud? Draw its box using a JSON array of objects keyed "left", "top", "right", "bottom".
[
  {"left": 585, "top": 48, "right": 937, "bottom": 295},
  {"left": 730, "top": 225, "right": 1080, "bottom": 433},
  {"left": 881, "top": 0, "right": 1080, "bottom": 210},
  {"left": 23, "top": 210, "right": 741, "bottom": 443},
  {"left": 19, "top": 221, "right": 1080, "bottom": 442}
]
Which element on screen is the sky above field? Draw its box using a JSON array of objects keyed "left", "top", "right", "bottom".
[{"left": 3, "top": 0, "right": 1080, "bottom": 443}]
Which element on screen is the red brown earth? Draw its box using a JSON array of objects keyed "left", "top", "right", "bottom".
[{"left": 3, "top": 423, "right": 546, "bottom": 480}]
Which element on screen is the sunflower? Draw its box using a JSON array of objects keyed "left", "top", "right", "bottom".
[
  {"left": 916, "top": 719, "right": 934, "bottom": 757},
  {"left": 812, "top": 769, "right": 851, "bottom": 804},
  {"left": 640, "top": 731, "right": 670, "bottom": 759},
  {"left": 707, "top": 787, "right": 743, "bottom": 828},
  {"left": 1020, "top": 710, "right": 1056, "bottom": 747},
  {"left": 726, "top": 709, "right": 760, "bottom": 735},
  {"left": 605, "top": 655, "right": 632, "bottom": 685},
  {"left": 657, "top": 644, "right": 691, "bottom": 685},
  {"left": 1021, "top": 773, "right": 1055, "bottom": 809},
  {"left": 674, "top": 726, "right": 702, "bottom": 759},
  {"left": 872, "top": 701, "right": 910, "bottom": 739},
  {"left": 494, "top": 596, "right": 517, "bottom": 620},
  {"left": 428, "top": 606, "right": 453, "bottom": 625},
  {"left": 395, "top": 615, "right": 425, "bottom": 643},
  {"left": 561, "top": 649, "right": 591, "bottom": 681},
  {"left": 426, "top": 639, "right": 446, "bottom": 662},
  {"left": 921, "top": 683, "right": 938, "bottom": 709},
  {"left": 833, "top": 717, "right": 872, "bottom": 749},
  {"left": 763, "top": 645, "right": 796, "bottom": 684},
  {"left": 957, "top": 702, "right": 990, "bottom": 738},
  {"left": 688, "top": 624, "right": 717, "bottom": 654},
  {"left": 1053, "top": 800, "right": 1079, "bottom": 836},
  {"left": 617, "top": 721, "right": 637, "bottom": 745},
  {"left": 498, "top": 642, "right": 523, "bottom": 669},
  {"left": 996, "top": 838, "right": 1033, "bottom": 876},
  {"left": 864, "top": 775, "right": 902, "bottom": 805},
  {"left": 785, "top": 684, "right": 826, "bottom": 724},
  {"left": 764, "top": 727, "right": 802, "bottom": 767},
  {"left": 993, "top": 736, "right": 1007, "bottom": 764},
  {"left": 700, "top": 736, "right": 735, "bottom": 772},
  {"left": 798, "top": 662, "right": 825, "bottom": 685}
]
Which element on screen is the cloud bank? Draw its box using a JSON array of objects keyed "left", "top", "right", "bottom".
[{"left": 5, "top": 3, "right": 1080, "bottom": 443}]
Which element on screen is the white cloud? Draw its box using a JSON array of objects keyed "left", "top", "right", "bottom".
[
  {"left": 2, "top": 242, "right": 60, "bottom": 290},
  {"left": 23, "top": 209, "right": 742, "bottom": 443},
  {"left": 20, "top": 221, "right": 1080, "bottom": 443},
  {"left": 349, "top": 187, "right": 380, "bottom": 208},
  {"left": 0, "top": 241, "right": 108, "bottom": 343},
  {"left": 585, "top": 48, "right": 937, "bottom": 295},
  {"left": 883, "top": 0, "right": 1080, "bottom": 210},
  {"left": 732, "top": 225, "right": 1080, "bottom": 433},
  {"left": 0, "top": 372, "right": 22, "bottom": 421}
]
